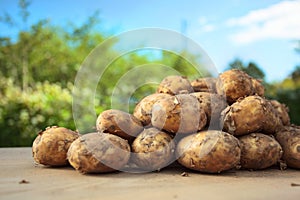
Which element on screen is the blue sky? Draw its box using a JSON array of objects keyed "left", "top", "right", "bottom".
[{"left": 1, "top": 0, "right": 300, "bottom": 82}]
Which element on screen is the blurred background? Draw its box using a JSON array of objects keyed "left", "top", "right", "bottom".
[{"left": 0, "top": 0, "right": 299, "bottom": 147}]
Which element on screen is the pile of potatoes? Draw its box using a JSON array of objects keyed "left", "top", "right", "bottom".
[{"left": 32, "top": 69, "right": 300, "bottom": 174}]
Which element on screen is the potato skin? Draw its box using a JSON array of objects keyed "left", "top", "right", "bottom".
[
  {"left": 221, "top": 95, "right": 282, "bottom": 136},
  {"left": 176, "top": 130, "right": 241, "bottom": 173},
  {"left": 239, "top": 133, "right": 283, "bottom": 170},
  {"left": 251, "top": 78, "right": 265, "bottom": 96},
  {"left": 157, "top": 75, "right": 194, "bottom": 95},
  {"left": 131, "top": 127, "right": 175, "bottom": 171},
  {"left": 151, "top": 94, "right": 207, "bottom": 134},
  {"left": 190, "top": 92, "right": 227, "bottom": 129},
  {"left": 216, "top": 69, "right": 264, "bottom": 104},
  {"left": 133, "top": 93, "right": 171, "bottom": 126},
  {"left": 275, "top": 126, "right": 300, "bottom": 169},
  {"left": 270, "top": 100, "right": 290, "bottom": 126},
  {"left": 96, "top": 109, "right": 143, "bottom": 141},
  {"left": 67, "top": 132, "right": 131, "bottom": 173},
  {"left": 32, "top": 126, "right": 80, "bottom": 166},
  {"left": 190, "top": 77, "right": 217, "bottom": 93}
]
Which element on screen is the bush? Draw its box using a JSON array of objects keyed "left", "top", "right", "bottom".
[
  {"left": 275, "top": 88, "right": 300, "bottom": 125},
  {"left": 0, "top": 78, "right": 75, "bottom": 147}
]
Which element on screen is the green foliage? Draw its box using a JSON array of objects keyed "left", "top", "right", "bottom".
[
  {"left": 0, "top": 2, "right": 206, "bottom": 145},
  {"left": 229, "top": 58, "right": 265, "bottom": 80},
  {"left": 0, "top": 19, "right": 104, "bottom": 89},
  {"left": 291, "top": 66, "right": 300, "bottom": 81},
  {"left": 267, "top": 70, "right": 300, "bottom": 125},
  {"left": 0, "top": 77, "right": 74, "bottom": 147},
  {"left": 18, "top": 0, "right": 31, "bottom": 23},
  {"left": 275, "top": 87, "right": 300, "bottom": 125},
  {"left": 161, "top": 50, "right": 211, "bottom": 79},
  {"left": 1, "top": 1, "right": 299, "bottom": 146},
  {"left": 93, "top": 49, "right": 209, "bottom": 113}
]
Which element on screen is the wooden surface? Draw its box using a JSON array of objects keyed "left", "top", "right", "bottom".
[{"left": 0, "top": 148, "right": 300, "bottom": 200}]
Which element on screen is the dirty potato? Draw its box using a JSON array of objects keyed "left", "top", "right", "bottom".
[
  {"left": 251, "top": 78, "right": 265, "bottom": 96},
  {"left": 131, "top": 127, "right": 175, "bottom": 171},
  {"left": 96, "top": 109, "right": 143, "bottom": 142},
  {"left": 32, "top": 126, "right": 80, "bottom": 166},
  {"left": 239, "top": 133, "right": 283, "bottom": 170},
  {"left": 133, "top": 93, "right": 171, "bottom": 127},
  {"left": 190, "top": 92, "right": 227, "bottom": 129},
  {"left": 216, "top": 69, "right": 264, "bottom": 104},
  {"left": 261, "top": 99, "right": 283, "bottom": 134},
  {"left": 270, "top": 100, "right": 290, "bottom": 126},
  {"left": 275, "top": 126, "right": 300, "bottom": 169},
  {"left": 151, "top": 94, "right": 207, "bottom": 134},
  {"left": 176, "top": 130, "right": 241, "bottom": 173},
  {"left": 221, "top": 95, "right": 282, "bottom": 136},
  {"left": 157, "top": 75, "right": 194, "bottom": 95},
  {"left": 190, "top": 77, "right": 217, "bottom": 93},
  {"left": 67, "top": 132, "right": 131, "bottom": 173}
]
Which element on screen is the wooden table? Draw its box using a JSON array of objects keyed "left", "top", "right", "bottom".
[{"left": 0, "top": 148, "right": 300, "bottom": 200}]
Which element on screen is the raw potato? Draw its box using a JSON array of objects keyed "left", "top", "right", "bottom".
[
  {"left": 32, "top": 126, "right": 80, "bottom": 166},
  {"left": 133, "top": 93, "right": 171, "bottom": 126},
  {"left": 96, "top": 109, "right": 143, "bottom": 141},
  {"left": 251, "top": 78, "right": 265, "bottom": 96},
  {"left": 221, "top": 95, "right": 282, "bottom": 136},
  {"left": 275, "top": 126, "right": 300, "bottom": 169},
  {"left": 216, "top": 69, "right": 264, "bottom": 104},
  {"left": 67, "top": 132, "right": 131, "bottom": 173},
  {"left": 131, "top": 127, "right": 175, "bottom": 171},
  {"left": 190, "top": 92, "right": 227, "bottom": 128},
  {"left": 239, "top": 133, "right": 283, "bottom": 170},
  {"left": 262, "top": 99, "right": 283, "bottom": 134},
  {"left": 270, "top": 100, "right": 290, "bottom": 126},
  {"left": 151, "top": 94, "right": 207, "bottom": 134},
  {"left": 157, "top": 75, "right": 194, "bottom": 95},
  {"left": 176, "top": 130, "right": 241, "bottom": 173},
  {"left": 190, "top": 77, "right": 217, "bottom": 93}
]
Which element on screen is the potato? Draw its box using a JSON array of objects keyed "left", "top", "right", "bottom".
[
  {"left": 131, "top": 127, "right": 175, "bottom": 171},
  {"left": 96, "top": 109, "right": 143, "bottom": 142},
  {"left": 67, "top": 132, "right": 131, "bottom": 173},
  {"left": 221, "top": 95, "right": 282, "bottom": 136},
  {"left": 251, "top": 78, "right": 265, "bottom": 96},
  {"left": 270, "top": 100, "right": 290, "bottom": 126},
  {"left": 176, "top": 130, "right": 241, "bottom": 173},
  {"left": 157, "top": 75, "right": 194, "bottom": 95},
  {"left": 275, "top": 126, "right": 300, "bottom": 169},
  {"left": 262, "top": 99, "right": 283, "bottom": 134},
  {"left": 190, "top": 92, "right": 227, "bottom": 129},
  {"left": 190, "top": 77, "right": 217, "bottom": 93},
  {"left": 239, "top": 133, "right": 283, "bottom": 170},
  {"left": 32, "top": 126, "right": 80, "bottom": 166},
  {"left": 151, "top": 94, "right": 207, "bottom": 134},
  {"left": 216, "top": 69, "right": 264, "bottom": 104},
  {"left": 133, "top": 93, "right": 171, "bottom": 126}
]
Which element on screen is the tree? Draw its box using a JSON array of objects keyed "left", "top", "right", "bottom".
[
  {"left": 0, "top": 1, "right": 227, "bottom": 146},
  {"left": 0, "top": 2, "right": 105, "bottom": 88},
  {"left": 0, "top": 0, "right": 32, "bottom": 90},
  {"left": 247, "top": 62, "right": 265, "bottom": 80},
  {"left": 0, "top": 1, "right": 109, "bottom": 146},
  {"left": 266, "top": 46, "right": 300, "bottom": 125},
  {"left": 161, "top": 50, "right": 211, "bottom": 79},
  {"left": 291, "top": 66, "right": 300, "bottom": 82},
  {"left": 229, "top": 58, "right": 244, "bottom": 70},
  {"left": 229, "top": 58, "right": 265, "bottom": 80}
]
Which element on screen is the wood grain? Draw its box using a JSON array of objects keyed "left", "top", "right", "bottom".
[{"left": 0, "top": 148, "right": 299, "bottom": 200}]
